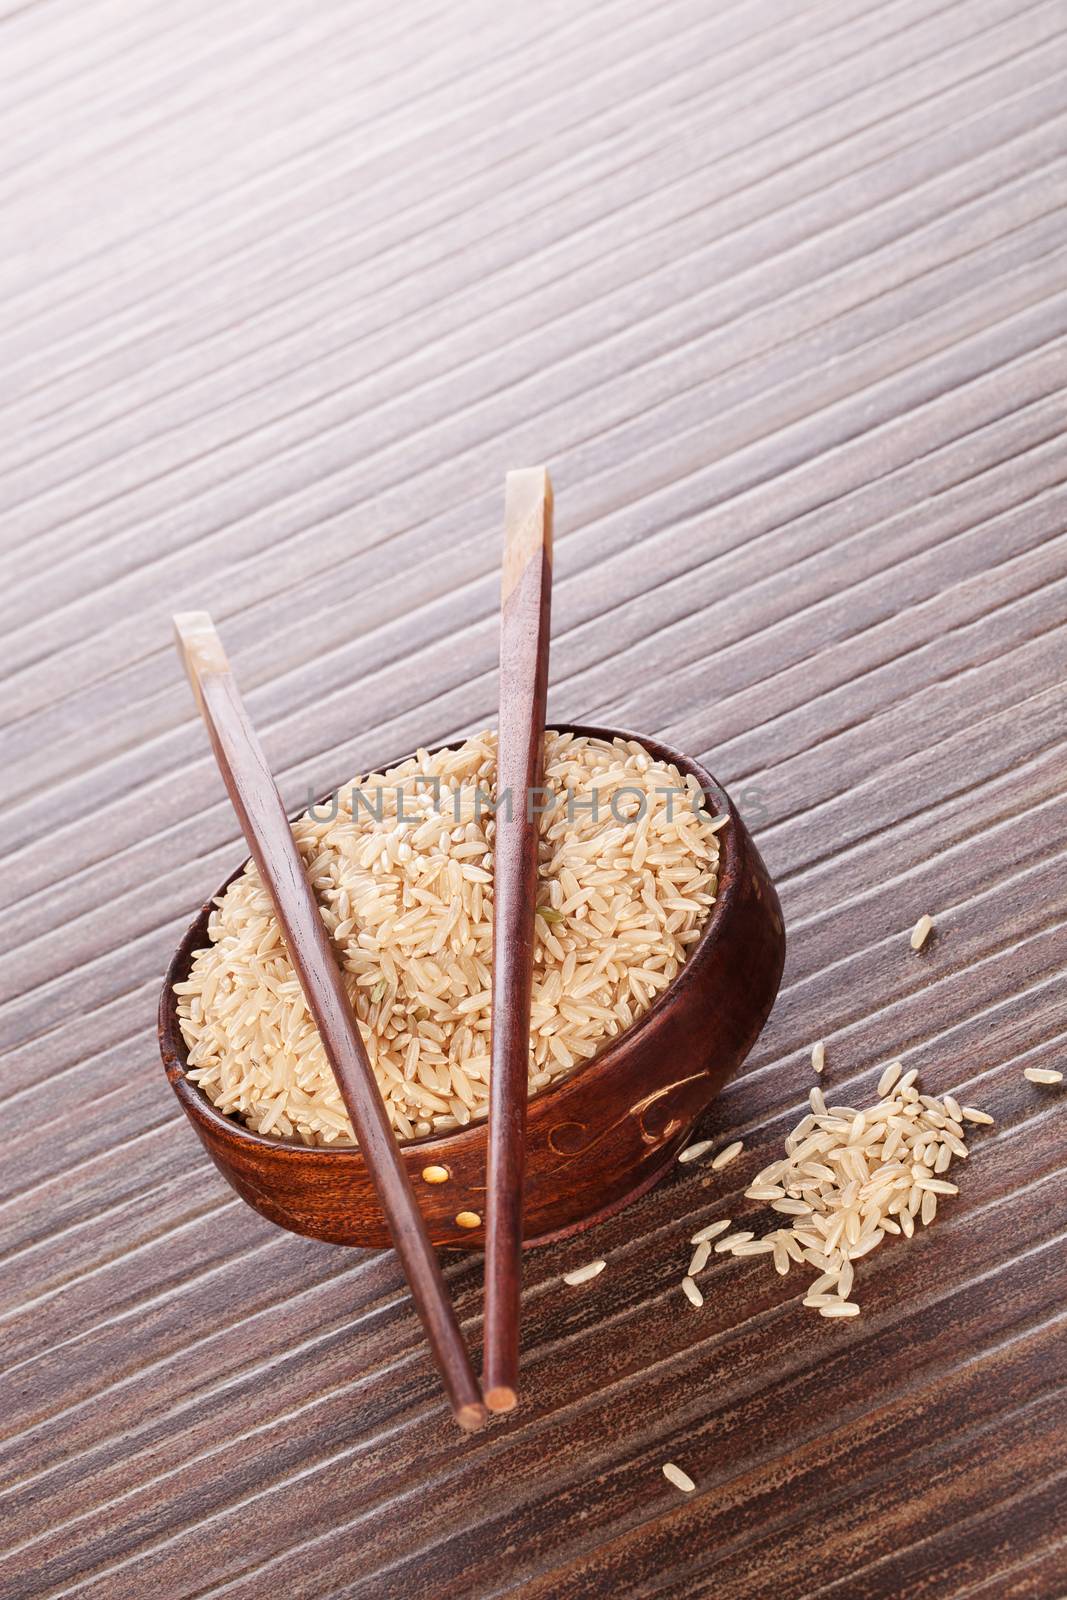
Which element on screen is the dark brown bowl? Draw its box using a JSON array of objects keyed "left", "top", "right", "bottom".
[{"left": 159, "top": 724, "right": 785, "bottom": 1250}]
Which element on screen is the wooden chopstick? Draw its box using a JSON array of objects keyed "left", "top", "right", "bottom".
[
  {"left": 173, "top": 612, "right": 486, "bottom": 1434},
  {"left": 483, "top": 468, "right": 554, "bottom": 1412}
]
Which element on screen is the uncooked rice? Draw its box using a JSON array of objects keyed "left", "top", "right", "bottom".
[
  {"left": 662, "top": 1462, "right": 696, "bottom": 1493},
  {"left": 714, "top": 1230, "right": 753, "bottom": 1253},
  {"left": 690, "top": 1219, "right": 732, "bottom": 1244},
  {"left": 1023, "top": 1067, "right": 1063, "bottom": 1085},
  {"left": 718, "top": 1066, "right": 992, "bottom": 1317},
  {"left": 877, "top": 1061, "right": 902, "bottom": 1097},
  {"left": 678, "top": 1139, "right": 714, "bottom": 1165},
  {"left": 175, "top": 731, "right": 723, "bottom": 1146},
  {"left": 811, "top": 1041, "right": 825, "bottom": 1074},
  {"left": 711, "top": 1139, "right": 744, "bottom": 1171},
  {"left": 562, "top": 1259, "right": 606, "bottom": 1286},
  {"left": 681, "top": 1276, "right": 704, "bottom": 1307},
  {"left": 910, "top": 913, "right": 935, "bottom": 950}
]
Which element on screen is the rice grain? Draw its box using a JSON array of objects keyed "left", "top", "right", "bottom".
[
  {"left": 562, "top": 1259, "right": 607, "bottom": 1286},
  {"left": 711, "top": 1140, "right": 744, "bottom": 1171},
  {"left": 690, "top": 1220, "right": 732, "bottom": 1244},
  {"left": 688, "top": 1242, "right": 711, "bottom": 1276},
  {"left": 877, "top": 1061, "right": 902, "bottom": 1097},
  {"left": 662, "top": 1462, "right": 696, "bottom": 1493}
]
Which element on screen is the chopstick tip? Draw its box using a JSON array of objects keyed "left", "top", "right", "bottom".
[
  {"left": 457, "top": 1399, "right": 491, "bottom": 1431},
  {"left": 483, "top": 1384, "right": 519, "bottom": 1414}
]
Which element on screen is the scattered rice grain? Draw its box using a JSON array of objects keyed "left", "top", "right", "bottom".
[
  {"left": 688, "top": 1242, "right": 711, "bottom": 1276},
  {"left": 714, "top": 1231, "right": 753, "bottom": 1253},
  {"left": 690, "top": 1219, "right": 732, "bottom": 1244},
  {"left": 562, "top": 1259, "right": 607, "bottom": 1286},
  {"left": 662, "top": 1462, "right": 696, "bottom": 1493},
  {"left": 729, "top": 1056, "right": 987, "bottom": 1318},
  {"left": 711, "top": 1140, "right": 744, "bottom": 1171}
]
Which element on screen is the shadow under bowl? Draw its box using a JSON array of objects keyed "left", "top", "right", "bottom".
[{"left": 159, "top": 724, "right": 786, "bottom": 1250}]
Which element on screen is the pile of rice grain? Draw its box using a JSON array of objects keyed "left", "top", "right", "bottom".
[
  {"left": 704, "top": 1065, "right": 992, "bottom": 1316},
  {"left": 175, "top": 730, "right": 724, "bottom": 1146}
]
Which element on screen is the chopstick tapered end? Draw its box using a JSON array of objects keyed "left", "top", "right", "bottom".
[
  {"left": 456, "top": 1399, "right": 491, "bottom": 1430},
  {"left": 503, "top": 467, "right": 553, "bottom": 598},
  {"left": 173, "top": 611, "right": 229, "bottom": 702},
  {"left": 483, "top": 1384, "right": 519, "bottom": 1414}
]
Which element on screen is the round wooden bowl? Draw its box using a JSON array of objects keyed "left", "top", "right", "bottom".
[{"left": 159, "top": 724, "right": 785, "bottom": 1250}]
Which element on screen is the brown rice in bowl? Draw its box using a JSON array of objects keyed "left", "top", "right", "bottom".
[{"left": 174, "top": 730, "right": 725, "bottom": 1147}]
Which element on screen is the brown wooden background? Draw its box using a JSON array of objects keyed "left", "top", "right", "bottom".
[{"left": 1, "top": 0, "right": 1065, "bottom": 1595}]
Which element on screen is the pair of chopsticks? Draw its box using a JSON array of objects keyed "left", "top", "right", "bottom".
[{"left": 173, "top": 468, "right": 552, "bottom": 1428}]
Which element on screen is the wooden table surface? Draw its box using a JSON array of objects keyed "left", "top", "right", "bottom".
[{"left": 2, "top": 1, "right": 1065, "bottom": 1595}]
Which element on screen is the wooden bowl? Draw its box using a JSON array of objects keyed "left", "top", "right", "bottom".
[{"left": 158, "top": 724, "right": 785, "bottom": 1250}]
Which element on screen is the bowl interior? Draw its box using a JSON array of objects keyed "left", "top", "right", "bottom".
[{"left": 160, "top": 723, "right": 737, "bottom": 1162}]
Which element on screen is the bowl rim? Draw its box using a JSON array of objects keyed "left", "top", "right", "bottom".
[{"left": 159, "top": 722, "right": 740, "bottom": 1164}]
